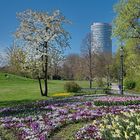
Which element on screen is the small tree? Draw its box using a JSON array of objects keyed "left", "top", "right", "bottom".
[
  {"left": 15, "top": 9, "right": 70, "bottom": 96},
  {"left": 48, "top": 48, "right": 64, "bottom": 79},
  {"left": 0, "top": 53, "right": 4, "bottom": 68},
  {"left": 62, "top": 54, "right": 81, "bottom": 80},
  {"left": 6, "top": 43, "right": 26, "bottom": 75}
]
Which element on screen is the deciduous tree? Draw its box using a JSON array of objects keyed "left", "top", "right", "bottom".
[
  {"left": 6, "top": 43, "right": 26, "bottom": 75},
  {"left": 113, "top": 0, "right": 140, "bottom": 40},
  {"left": 61, "top": 54, "right": 81, "bottom": 80},
  {"left": 81, "top": 33, "right": 94, "bottom": 88},
  {"left": 15, "top": 9, "right": 70, "bottom": 96}
]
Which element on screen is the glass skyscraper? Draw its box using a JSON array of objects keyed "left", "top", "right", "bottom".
[{"left": 91, "top": 22, "right": 112, "bottom": 54}]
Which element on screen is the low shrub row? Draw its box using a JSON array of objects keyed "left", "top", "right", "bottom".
[
  {"left": 94, "top": 96, "right": 140, "bottom": 106},
  {"left": 94, "top": 100, "right": 140, "bottom": 106}
]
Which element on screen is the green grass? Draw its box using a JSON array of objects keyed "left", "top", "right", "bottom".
[
  {"left": 0, "top": 72, "right": 91, "bottom": 107},
  {"left": 51, "top": 121, "right": 91, "bottom": 140}
]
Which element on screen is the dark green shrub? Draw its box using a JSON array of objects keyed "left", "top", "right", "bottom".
[
  {"left": 124, "top": 79, "right": 136, "bottom": 89},
  {"left": 94, "top": 100, "right": 140, "bottom": 106},
  {"left": 64, "top": 82, "right": 81, "bottom": 92},
  {"left": 96, "top": 79, "right": 105, "bottom": 87},
  {"left": 104, "top": 88, "right": 111, "bottom": 94}
]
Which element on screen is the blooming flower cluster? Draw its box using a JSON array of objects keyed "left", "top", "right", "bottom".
[
  {"left": 0, "top": 96, "right": 140, "bottom": 140},
  {"left": 75, "top": 109, "right": 140, "bottom": 140},
  {"left": 75, "top": 124, "right": 101, "bottom": 140},
  {"left": 94, "top": 96, "right": 140, "bottom": 106}
]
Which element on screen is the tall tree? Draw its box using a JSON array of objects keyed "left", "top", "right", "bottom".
[
  {"left": 123, "top": 40, "right": 140, "bottom": 79},
  {"left": 113, "top": 0, "right": 140, "bottom": 40},
  {"left": 113, "top": 0, "right": 140, "bottom": 91},
  {"left": 15, "top": 9, "right": 70, "bottom": 96},
  {"left": 81, "top": 33, "right": 94, "bottom": 88},
  {"left": 94, "top": 52, "right": 112, "bottom": 87},
  {"left": 61, "top": 54, "right": 81, "bottom": 80}
]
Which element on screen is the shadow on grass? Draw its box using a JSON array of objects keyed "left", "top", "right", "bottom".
[
  {"left": 0, "top": 96, "right": 73, "bottom": 108},
  {"left": 0, "top": 99, "right": 38, "bottom": 108},
  {"left": 0, "top": 93, "right": 107, "bottom": 108},
  {"left": 0, "top": 97, "right": 81, "bottom": 117},
  {"left": 0, "top": 95, "right": 75, "bottom": 108}
]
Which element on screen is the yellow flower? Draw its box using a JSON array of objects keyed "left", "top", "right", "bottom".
[
  {"left": 99, "top": 124, "right": 105, "bottom": 129},
  {"left": 107, "top": 125, "right": 112, "bottom": 129},
  {"left": 112, "top": 122, "right": 117, "bottom": 128},
  {"left": 124, "top": 132, "right": 129, "bottom": 139},
  {"left": 52, "top": 92, "right": 71, "bottom": 97},
  {"left": 114, "top": 115, "right": 119, "bottom": 121},
  {"left": 112, "top": 133, "right": 120, "bottom": 138},
  {"left": 130, "top": 122, "right": 134, "bottom": 126},
  {"left": 135, "top": 125, "right": 140, "bottom": 131},
  {"left": 136, "top": 135, "right": 140, "bottom": 140},
  {"left": 115, "top": 129, "right": 121, "bottom": 135}
]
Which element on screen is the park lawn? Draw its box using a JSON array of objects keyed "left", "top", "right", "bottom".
[{"left": 0, "top": 72, "right": 90, "bottom": 107}]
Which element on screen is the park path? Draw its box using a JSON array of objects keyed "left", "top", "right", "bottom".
[
  {"left": 111, "top": 83, "right": 119, "bottom": 91},
  {"left": 111, "top": 83, "right": 140, "bottom": 96}
]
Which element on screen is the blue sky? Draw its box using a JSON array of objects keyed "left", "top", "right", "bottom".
[{"left": 0, "top": 0, "right": 118, "bottom": 55}]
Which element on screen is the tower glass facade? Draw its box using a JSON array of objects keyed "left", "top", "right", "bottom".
[{"left": 91, "top": 22, "right": 112, "bottom": 54}]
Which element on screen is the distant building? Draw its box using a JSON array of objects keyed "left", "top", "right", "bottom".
[{"left": 91, "top": 22, "right": 112, "bottom": 54}]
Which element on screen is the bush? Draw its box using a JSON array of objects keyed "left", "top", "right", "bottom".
[
  {"left": 124, "top": 79, "right": 136, "bottom": 89},
  {"left": 52, "top": 75, "right": 61, "bottom": 80},
  {"left": 96, "top": 79, "right": 105, "bottom": 87},
  {"left": 64, "top": 82, "right": 81, "bottom": 92}
]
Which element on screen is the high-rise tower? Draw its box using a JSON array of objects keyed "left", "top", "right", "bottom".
[{"left": 91, "top": 22, "right": 112, "bottom": 54}]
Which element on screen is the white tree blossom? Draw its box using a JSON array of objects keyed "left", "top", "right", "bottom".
[{"left": 15, "top": 9, "right": 71, "bottom": 96}]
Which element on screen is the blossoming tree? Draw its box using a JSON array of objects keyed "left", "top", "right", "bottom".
[{"left": 15, "top": 9, "right": 70, "bottom": 96}]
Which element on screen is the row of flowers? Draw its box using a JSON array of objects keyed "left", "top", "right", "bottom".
[
  {"left": 0, "top": 100, "right": 140, "bottom": 140},
  {"left": 94, "top": 96, "right": 140, "bottom": 106},
  {"left": 0, "top": 96, "right": 140, "bottom": 139},
  {"left": 75, "top": 110, "right": 140, "bottom": 140},
  {"left": 1, "top": 96, "right": 139, "bottom": 117},
  {"left": 0, "top": 96, "right": 86, "bottom": 117},
  {"left": 0, "top": 101, "right": 96, "bottom": 140}
]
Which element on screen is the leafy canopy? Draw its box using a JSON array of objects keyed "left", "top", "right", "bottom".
[
  {"left": 113, "top": 0, "right": 140, "bottom": 40},
  {"left": 15, "top": 9, "right": 71, "bottom": 76}
]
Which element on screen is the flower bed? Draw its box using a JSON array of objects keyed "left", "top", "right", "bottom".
[
  {"left": 94, "top": 96, "right": 140, "bottom": 106},
  {"left": 0, "top": 96, "right": 140, "bottom": 140},
  {"left": 75, "top": 110, "right": 140, "bottom": 140},
  {"left": 1, "top": 103, "right": 140, "bottom": 139}
]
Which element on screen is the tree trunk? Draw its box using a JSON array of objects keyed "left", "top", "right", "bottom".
[
  {"left": 38, "top": 77, "right": 45, "bottom": 96},
  {"left": 38, "top": 41, "right": 48, "bottom": 96},
  {"left": 44, "top": 53, "right": 48, "bottom": 96},
  {"left": 89, "top": 79, "right": 92, "bottom": 89},
  {"left": 89, "top": 46, "right": 92, "bottom": 88}
]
